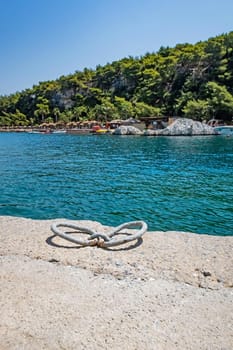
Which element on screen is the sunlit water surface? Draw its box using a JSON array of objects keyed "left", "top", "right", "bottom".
[{"left": 0, "top": 132, "right": 232, "bottom": 235}]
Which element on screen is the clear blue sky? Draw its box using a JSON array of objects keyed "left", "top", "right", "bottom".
[{"left": 0, "top": 0, "right": 232, "bottom": 96}]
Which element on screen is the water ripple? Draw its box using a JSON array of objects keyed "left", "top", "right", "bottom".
[{"left": 0, "top": 132, "right": 232, "bottom": 236}]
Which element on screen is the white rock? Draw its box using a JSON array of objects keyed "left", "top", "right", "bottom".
[
  {"left": 157, "top": 118, "right": 216, "bottom": 136},
  {"left": 112, "top": 125, "right": 143, "bottom": 135}
]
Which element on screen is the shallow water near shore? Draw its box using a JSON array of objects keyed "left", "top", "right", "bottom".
[{"left": 0, "top": 132, "right": 232, "bottom": 235}]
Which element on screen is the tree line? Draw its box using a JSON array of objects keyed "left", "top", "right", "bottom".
[{"left": 0, "top": 31, "right": 233, "bottom": 127}]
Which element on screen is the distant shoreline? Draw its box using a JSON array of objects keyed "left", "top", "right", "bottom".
[{"left": 1, "top": 118, "right": 233, "bottom": 136}]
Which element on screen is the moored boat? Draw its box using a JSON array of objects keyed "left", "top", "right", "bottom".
[
  {"left": 52, "top": 129, "right": 66, "bottom": 134},
  {"left": 214, "top": 125, "right": 233, "bottom": 135}
]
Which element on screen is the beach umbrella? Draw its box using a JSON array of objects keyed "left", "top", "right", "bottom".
[{"left": 40, "top": 122, "right": 49, "bottom": 128}]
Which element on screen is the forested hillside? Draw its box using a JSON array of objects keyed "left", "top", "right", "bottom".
[{"left": 1, "top": 31, "right": 233, "bottom": 126}]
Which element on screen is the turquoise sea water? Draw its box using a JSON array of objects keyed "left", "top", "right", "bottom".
[{"left": 0, "top": 132, "right": 232, "bottom": 236}]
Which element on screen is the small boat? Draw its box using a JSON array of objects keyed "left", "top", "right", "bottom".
[
  {"left": 52, "top": 130, "right": 67, "bottom": 134},
  {"left": 214, "top": 125, "right": 233, "bottom": 136},
  {"left": 27, "top": 130, "right": 41, "bottom": 134},
  {"left": 27, "top": 130, "right": 51, "bottom": 134},
  {"left": 95, "top": 128, "right": 109, "bottom": 134}
]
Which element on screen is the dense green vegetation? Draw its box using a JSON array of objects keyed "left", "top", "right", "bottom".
[{"left": 1, "top": 31, "right": 233, "bottom": 127}]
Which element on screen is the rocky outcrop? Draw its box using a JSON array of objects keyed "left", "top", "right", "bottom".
[
  {"left": 144, "top": 128, "right": 158, "bottom": 136},
  {"left": 113, "top": 119, "right": 216, "bottom": 137},
  {"left": 51, "top": 89, "right": 76, "bottom": 109},
  {"left": 144, "top": 118, "right": 216, "bottom": 136},
  {"left": 112, "top": 125, "right": 143, "bottom": 135}
]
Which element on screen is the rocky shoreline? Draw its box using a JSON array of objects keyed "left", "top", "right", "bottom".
[
  {"left": 0, "top": 216, "right": 232, "bottom": 349},
  {"left": 0, "top": 118, "right": 219, "bottom": 137},
  {"left": 113, "top": 118, "right": 217, "bottom": 136}
]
